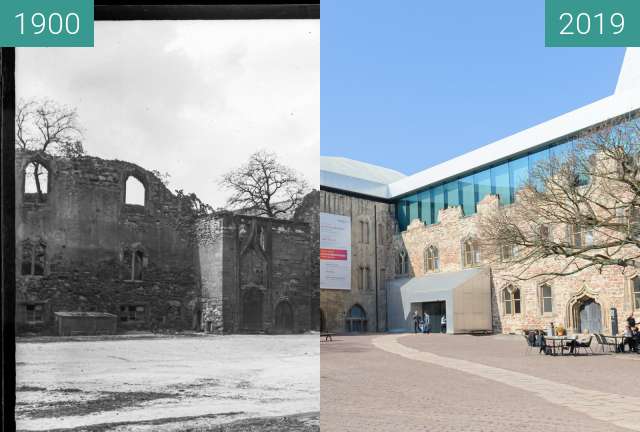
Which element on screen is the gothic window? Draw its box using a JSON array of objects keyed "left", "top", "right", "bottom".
[
  {"left": 21, "top": 239, "right": 46, "bottom": 276},
  {"left": 424, "top": 246, "right": 439, "bottom": 272},
  {"left": 463, "top": 239, "right": 480, "bottom": 268},
  {"left": 24, "top": 161, "right": 49, "bottom": 203},
  {"left": 540, "top": 284, "right": 553, "bottom": 314},
  {"left": 24, "top": 303, "right": 44, "bottom": 323},
  {"left": 125, "top": 176, "right": 146, "bottom": 206},
  {"left": 119, "top": 305, "right": 146, "bottom": 322},
  {"left": 359, "top": 266, "right": 370, "bottom": 290},
  {"left": 500, "top": 244, "right": 515, "bottom": 261},
  {"left": 570, "top": 225, "right": 594, "bottom": 247},
  {"left": 502, "top": 285, "right": 521, "bottom": 315},
  {"left": 538, "top": 224, "right": 551, "bottom": 242},
  {"left": 396, "top": 249, "right": 408, "bottom": 275},
  {"left": 123, "top": 249, "right": 144, "bottom": 281},
  {"left": 360, "top": 220, "right": 370, "bottom": 244},
  {"left": 633, "top": 277, "right": 640, "bottom": 310}
]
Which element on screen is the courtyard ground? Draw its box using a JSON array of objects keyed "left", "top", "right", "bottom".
[
  {"left": 321, "top": 333, "right": 640, "bottom": 432},
  {"left": 15, "top": 333, "right": 319, "bottom": 431}
]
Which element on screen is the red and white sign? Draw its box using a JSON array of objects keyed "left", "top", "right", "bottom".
[{"left": 320, "top": 213, "right": 351, "bottom": 290}]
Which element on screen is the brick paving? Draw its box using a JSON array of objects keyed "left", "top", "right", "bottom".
[{"left": 321, "top": 334, "right": 640, "bottom": 432}]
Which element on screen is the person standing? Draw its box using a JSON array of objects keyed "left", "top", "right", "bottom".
[
  {"left": 413, "top": 311, "right": 420, "bottom": 334},
  {"left": 423, "top": 312, "right": 431, "bottom": 334},
  {"left": 441, "top": 315, "right": 446, "bottom": 333},
  {"left": 627, "top": 312, "right": 636, "bottom": 329}
]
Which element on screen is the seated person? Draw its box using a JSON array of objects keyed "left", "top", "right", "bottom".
[
  {"left": 568, "top": 331, "right": 591, "bottom": 354},
  {"left": 620, "top": 326, "right": 636, "bottom": 353}
]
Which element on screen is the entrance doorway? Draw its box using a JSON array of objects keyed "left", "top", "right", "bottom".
[
  {"left": 421, "top": 301, "right": 446, "bottom": 333},
  {"left": 346, "top": 304, "right": 367, "bottom": 332},
  {"left": 274, "top": 301, "right": 294, "bottom": 332},
  {"left": 242, "top": 288, "right": 263, "bottom": 332},
  {"left": 578, "top": 299, "right": 602, "bottom": 333}
]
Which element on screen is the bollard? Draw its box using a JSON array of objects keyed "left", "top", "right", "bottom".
[{"left": 610, "top": 308, "right": 618, "bottom": 335}]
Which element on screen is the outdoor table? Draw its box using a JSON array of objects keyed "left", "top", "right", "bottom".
[
  {"left": 603, "top": 335, "right": 626, "bottom": 352},
  {"left": 544, "top": 335, "right": 577, "bottom": 356}
]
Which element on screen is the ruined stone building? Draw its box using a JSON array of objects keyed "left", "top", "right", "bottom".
[
  {"left": 320, "top": 48, "right": 640, "bottom": 335},
  {"left": 15, "top": 151, "right": 318, "bottom": 335}
]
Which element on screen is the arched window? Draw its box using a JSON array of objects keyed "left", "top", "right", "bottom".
[
  {"left": 24, "top": 161, "right": 49, "bottom": 203},
  {"left": 123, "top": 248, "right": 145, "bottom": 281},
  {"left": 346, "top": 304, "right": 367, "bottom": 332},
  {"left": 359, "top": 266, "right": 370, "bottom": 290},
  {"left": 463, "top": 239, "right": 480, "bottom": 268},
  {"left": 500, "top": 244, "right": 515, "bottom": 261},
  {"left": 633, "top": 277, "right": 640, "bottom": 310},
  {"left": 125, "top": 176, "right": 146, "bottom": 206},
  {"left": 502, "top": 285, "right": 521, "bottom": 315},
  {"left": 396, "top": 249, "right": 408, "bottom": 275},
  {"left": 21, "top": 239, "right": 46, "bottom": 276},
  {"left": 540, "top": 284, "right": 553, "bottom": 314},
  {"left": 424, "top": 246, "right": 439, "bottom": 272},
  {"left": 359, "top": 220, "right": 370, "bottom": 244}
]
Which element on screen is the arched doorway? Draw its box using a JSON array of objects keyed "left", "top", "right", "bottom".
[
  {"left": 346, "top": 304, "right": 367, "bottom": 332},
  {"left": 578, "top": 299, "right": 602, "bottom": 333},
  {"left": 320, "top": 308, "right": 326, "bottom": 333},
  {"left": 242, "top": 288, "right": 263, "bottom": 332},
  {"left": 274, "top": 301, "right": 294, "bottom": 332}
]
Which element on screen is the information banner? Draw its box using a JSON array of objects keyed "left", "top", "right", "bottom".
[{"left": 320, "top": 213, "right": 351, "bottom": 290}]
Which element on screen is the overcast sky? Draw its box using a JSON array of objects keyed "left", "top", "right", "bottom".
[{"left": 16, "top": 20, "right": 319, "bottom": 208}]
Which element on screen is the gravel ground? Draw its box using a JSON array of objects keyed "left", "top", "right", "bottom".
[
  {"left": 321, "top": 334, "right": 637, "bottom": 432},
  {"left": 16, "top": 334, "right": 319, "bottom": 431}
]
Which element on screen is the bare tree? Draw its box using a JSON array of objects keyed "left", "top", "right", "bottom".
[
  {"left": 16, "top": 99, "right": 84, "bottom": 157},
  {"left": 16, "top": 99, "right": 84, "bottom": 201},
  {"left": 219, "top": 150, "right": 309, "bottom": 218},
  {"left": 480, "top": 115, "right": 640, "bottom": 281}
]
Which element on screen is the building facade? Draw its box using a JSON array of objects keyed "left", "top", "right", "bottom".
[
  {"left": 320, "top": 48, "right": 640, "bottom": 335},
  {"left": 15, "top": 151, "right": 318, "bottom": 335}
]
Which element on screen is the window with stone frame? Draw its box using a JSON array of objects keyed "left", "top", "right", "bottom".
[
  {"left": 124, "top": 175, "right": 146, "bottom": 206},
  {"left": 500, "top": 244, "right": 516, "bottom": 262},
  {"left": 538, "top": 224, "right": 551, "bottom": 242},
  {"left": 359, "top": 220, "right": 370, "bottom": 244},
  {"left": 569, "top": 224, "right": 594, "bottom": 248},
  {"left": 628, "top": 206, "right": 640, "bottom": 238},
  {"left": 24, "top": 303, "right": 44, "bottom": 323},
  {"left": 540, "top": 284, "right": 553, "bottom": 314},
  {"left": 502, "top": 285, "right": 521, "bottom": 315},
  {"left": 462, "top": 239, "right": 480, "bottom": 268},
  {"left": 119, "top": 305, "right": 146, "bottom": 322},
  {"left": 359, "top": 266, "right": 370, "bottom": 290},
  {"left": 633, "top": 277, "right": 640, "bottom": 310},
  {"left": 424, "top": 245, "right": 439, "bottom": 272},
  {"left": 377, "top": 223, "right": 384, "bottom": 245},
  {"left": 396, "top": 249, "right": 408, "bottom": 275},
  {"left": 21, "top": 239, "right": 46, "bottom": 276},
  {"left": 23, "top": 161, "right": 49, "bottom": 203},
  {"left": 123, "top": 249, "right": 145, "bottom": 281}
]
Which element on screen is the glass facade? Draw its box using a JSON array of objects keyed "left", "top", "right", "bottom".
[{"left": 395, "top": 111, "right": 638, "bottom": 232}]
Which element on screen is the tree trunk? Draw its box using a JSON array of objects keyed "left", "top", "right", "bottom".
[{"left": 33, "top": 163, "right": 44, "bottom": 201}]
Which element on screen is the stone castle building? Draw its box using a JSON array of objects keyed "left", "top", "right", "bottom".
[
  {"left": 320, "top": 48, "right": 640, "bottom": 335},
  {"left": 15, "top": 151, "right": 318, "bottom": 335}
]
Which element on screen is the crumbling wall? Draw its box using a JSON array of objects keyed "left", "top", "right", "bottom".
[{"left": 15, "top": 152, "right": 198, "bottom": 334}]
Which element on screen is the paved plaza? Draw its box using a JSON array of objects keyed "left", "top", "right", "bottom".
[
  {"left": 321, "top": 333, "right": 640, "bottom": 432},
  {"left": 15, "top": 334, "right": 319, "bottom": 431}
]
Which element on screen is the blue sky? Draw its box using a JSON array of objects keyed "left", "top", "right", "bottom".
[{"left": 321, "top": 1, "right": 625, "bottom": 176}]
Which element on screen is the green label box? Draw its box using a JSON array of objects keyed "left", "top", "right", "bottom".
[
  {"left": 546, "top": 0, "right": 640, "bottom": 47},
  {"left": 0, "top": 0, "right": 94, "bottom": 47}
]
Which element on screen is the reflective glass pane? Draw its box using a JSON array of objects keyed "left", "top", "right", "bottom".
[
  {"left": 509, "top": 156, "right": 529, "bottom": 202},
  {"left": 491, "top": 163, "right": 510, "bottom": 206},
  {"left": 408, "top": 193, "right": 420, "bottom": 225},
  {"left": 432, "top": 185, "right": 444, "bottom": 223},
  {"left": 528, "top": 147, "right": 550, "bottom": 191},
  {"left": 460, "top": 175, "right": 475, "bottom": 216},
  {"left": 444, "top": 180, "right": 460, "bottom": 209},
  {"left": 474, "top": 168, "right": 491, "bottom": 206},
  {"left": 419, "top": 189, "right": 433, "bottom": 225},
  {"left": 397, "top": 199, "right": 409, "bottom": 231}
]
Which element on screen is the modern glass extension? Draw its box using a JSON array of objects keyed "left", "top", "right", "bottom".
[{"left": 395, "top": 110, "right": 639, "bottom": 232}]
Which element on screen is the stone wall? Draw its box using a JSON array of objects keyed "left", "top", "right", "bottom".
[
  {"left": 294, "top": 190, "right": 320, "bottom": 330},
  {"left": 15, "top": 152, "right": 199, "bottom": 335},
  {"left": 319, "top": 190, "right": 396, "bottom": 333},
  {"left": 197, "top": 212, "right": 314, "bottom": 334}
]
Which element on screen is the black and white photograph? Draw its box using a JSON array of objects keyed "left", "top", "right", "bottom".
[{"left": 12, "top": 14, "right": 319, "bottom": 432}]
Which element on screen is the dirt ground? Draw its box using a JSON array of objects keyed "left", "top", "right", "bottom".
[{"left": 15, "top": 333, "right": 319, "bottom": 431}]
